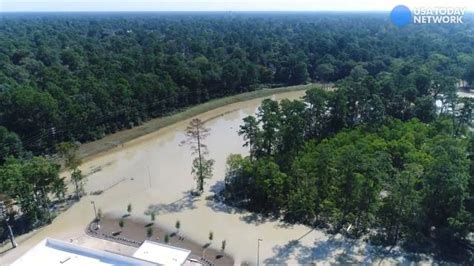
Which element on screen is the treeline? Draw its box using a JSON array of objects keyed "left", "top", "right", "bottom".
[
  {"left": 223, "top": 72, "right": 473, "bottom": 261},
  {"left": 0, "top": 13, "right": 473, "bottom": 155}
]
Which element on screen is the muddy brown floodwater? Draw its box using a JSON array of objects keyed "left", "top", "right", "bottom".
[{"left": 1, "top": 90, "right": 424, "bottom": 265}]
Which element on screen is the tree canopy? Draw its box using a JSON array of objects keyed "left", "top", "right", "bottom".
[
  {"left": 0, "top": 13, "right": 473, "bottom": 153},
  {"left": 224, "top": 83, "right": 473, "bottom": 262}
]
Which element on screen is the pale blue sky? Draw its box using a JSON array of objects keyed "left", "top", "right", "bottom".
[{"left": 1, "top": 0, "right": 473, "bottom": 12}]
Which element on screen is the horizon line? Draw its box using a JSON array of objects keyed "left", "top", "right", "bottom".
[
  {"left": 0, "top": 10, "right": 462, "bottom": 13},
  {"left": 2, "top": 10, "right": 473, "bottom": 13},
  {"left": 2, "top": 9, "right": 473, "bottom": 15}
]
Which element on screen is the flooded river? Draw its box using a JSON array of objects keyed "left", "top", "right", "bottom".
[{"left": 1, "top": 90, "right": 414, "bottom": 265}]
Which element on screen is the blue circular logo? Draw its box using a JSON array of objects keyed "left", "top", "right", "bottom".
[{"left": 390, "top": 5, "right": 412, "bottom": 27}]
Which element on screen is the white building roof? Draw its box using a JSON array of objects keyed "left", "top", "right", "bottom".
[
  {"left": 12, "top": 238, "right": 155, "bottom": 266},
  {"left": 133, "top": 240, "right": 191, "bottom": 266}
]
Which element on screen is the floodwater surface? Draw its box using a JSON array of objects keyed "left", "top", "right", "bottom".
[{"left": 1, "top": 90, "right": 416, "bottom": 265}]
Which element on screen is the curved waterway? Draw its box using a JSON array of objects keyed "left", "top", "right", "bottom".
[{"left": 1, "top": 90, "right": 414, "bottom": 265}]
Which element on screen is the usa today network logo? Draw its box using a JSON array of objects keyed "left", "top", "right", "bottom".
[{"left": 390, "top": 5, "right": 466, "bottom": 26}]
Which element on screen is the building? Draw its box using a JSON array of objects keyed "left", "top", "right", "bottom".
[
  {"left": 133, "top": 240, "right": 192, "bottom": 266},
  {"left": 12, "top": 238, "right": 197, "bottom": 266},
  {"left": 12, "top": 238, "right": 155, "bottom": 266}
]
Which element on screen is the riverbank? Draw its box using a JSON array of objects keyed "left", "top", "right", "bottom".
[{"left": 78, "top": 83, "right": 319, "bottom": 162}]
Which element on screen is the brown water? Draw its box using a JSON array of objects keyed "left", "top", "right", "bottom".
[{"left": 1, "top": 90, "right": 415, "bottom": 265}]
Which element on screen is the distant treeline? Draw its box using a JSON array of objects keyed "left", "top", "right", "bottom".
[{"left": 0, "top": 13, "right": 473, "bottom": 156}]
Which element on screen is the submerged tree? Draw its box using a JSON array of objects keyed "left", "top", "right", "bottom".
[
  {"left": 56, "top": 142, "right": 81, "bottom": 171},
  {"left": 175, "top": 220, "right": 181, "bottom": 233},
  {"left": 146, "top": 227, "right": 153, "bottom": 238},
  {"left": 70, "top": 169, "right": 84, "bottom": 201},
  {"left": 181, "top": 118, "right": 214, "bottom": 193},
  {"left": 0, "top": 157, "right": 64, "bottom": 226},
  {"left": 57, "top": 142, "right": 85, "bottom": 200},
  {"left": 221, "top": 240, "right": 226, "bottom": 252},
  {"left": 208, "top": 231, "right": 213, "bottom": 243},
  {"left": 97, "top": 208, "right": 103, "bottom": 221}
]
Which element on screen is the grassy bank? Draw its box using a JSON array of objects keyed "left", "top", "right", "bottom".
[{"left": 78, "top": 83, "right": 319, "bottom": 160}]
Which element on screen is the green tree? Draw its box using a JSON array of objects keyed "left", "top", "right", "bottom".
[
  {"left": 221, "top": 240, "right": 226, "bottom": 252},
  {"left": 377, "top": 164, "right": 423, "bottom": 245},
  {"left": 422, "top": 136, "right": 471, "bottom": 247},
  {"left": 238, "top": 116, "right": 262, "bottom": 160},
  {"left": 463, "top": 59, "right": 474, "bottom": 85},
  {"left": 57, "top": 142, "right": 84, "bottom": 200},
  {"left": 277, "top": 99, "right": 306, "bottom": 167},
  {"left": 303, "top": 88, "right": 330, "bottom": 140},
  {"left": 349, "top": 65, "right": 369, "bottom": 81},
  {"left": 146, "top": 227, "right": 153, "bottom": 238},
  {"left": 70, "top": 169, "right": 85, "bottom": 200},
  {"left": 0, "top": 126, "right": 24, "bottom": 163},
  {"left": 191, "top": 157, "right": 214, "bottom": 194},
  {"left": 0, "top": 157, "right": 63, "bottom": 226},
  {"left": 257, "top": 99, "right": 280, "bottom": 156},
  {"left": 175, "top": 220, "right": 180, "bottom": 233},
  {"left": 255, "top": 159, "right": 288, "bottom": 212},
  {"left": 182, "top": 118, "right": 214, "bottom": 193},
  {"left": 0, "top": 87, "right": 59, "bottom": 151},
  {"left": 414, "top": 96, "right": 436, "bottom": 123},
  {"left": 208, "top": 231, "right": 213, "bottom": 242},
  {"left": 289, "top": 62, "right": 309, "bottom": 85},
  {"left": 315, "top": 63, "right": 335, "bottom": 87},
  {"left": 454, "top": 98, "right": 473, "bottom": 136}
]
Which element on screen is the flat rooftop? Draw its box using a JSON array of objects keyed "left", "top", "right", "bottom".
[
  {"left": 12, "top": 238, "right": 155, "bottom": 266},
  {"left": 133, "top": 240, "right": 191, "bottom": 266}
]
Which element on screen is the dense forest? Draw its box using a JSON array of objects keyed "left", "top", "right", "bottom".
[
  {"left": 0, "top": 13, "right": 473, "bottom": 258},
  {"left": 224, "top": 84, "right": 473, "bottom": 261},
  {"left": 0, "top": 13, "right": 473, "bottom": 154}
]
